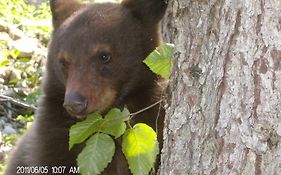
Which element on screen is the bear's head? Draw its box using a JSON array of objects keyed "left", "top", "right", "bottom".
[{"left": 46, "top": 0, "right": 167, "bottom": 119}]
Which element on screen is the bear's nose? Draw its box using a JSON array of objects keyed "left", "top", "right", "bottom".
[{"left": 63, "top": 92, "right": 88, "bottom": 115}]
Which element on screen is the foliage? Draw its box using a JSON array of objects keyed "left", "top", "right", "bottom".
[
  {"left": 17, "top": 114, "right": 34, "bottom": 129},
  {"left": 69, "top": 108, "right": 130, "bottom": 150},
  {"left": 0, "top": 0, "right": 51, "bottom": 43},
  {"left": 143, "top": 43, "right": 174, "bottom": 79},
  {"left": 0, "top": 164, "right": 5, "bottom": 175},
  {"left": 0, "top": 0, "right": 50, "bottom": 101},
  {"left": 0, "top": 1, "right": 49, "bottom": 108},
  {"left": 2, "top": 114, "right": 33, "bottom": 146},
  {"left": 1, "top": 115, "right": 34, "bottom": 174},
  {"left": 1, "top": 48, "right": 43, "bottom": 94},
  {"left": 69, "top": 108, "right": 159, "bottom": 175},
  {"left": 2, "top": 134, "right": 19, "bottom": 146}
]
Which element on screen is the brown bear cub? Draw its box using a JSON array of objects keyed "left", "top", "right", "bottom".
[{"left": 5, "top": 0, "right": 167, "bottom": 174}]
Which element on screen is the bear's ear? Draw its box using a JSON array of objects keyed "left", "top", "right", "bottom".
[
  {"left": 121, "top": 0, "right": 167, "bottom": 24},
  {"left": 50, "top": 0, "right": 83, "bottom": 29}
]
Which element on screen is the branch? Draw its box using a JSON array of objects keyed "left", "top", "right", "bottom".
[{"left": 0, "top": 95, "right": 37, "bottom": 111}]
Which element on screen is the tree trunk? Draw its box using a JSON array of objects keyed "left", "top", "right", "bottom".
[{"left": 160, "top": 0, "right": 281, "bottom": 174}]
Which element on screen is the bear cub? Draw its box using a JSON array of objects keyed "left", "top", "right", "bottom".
[{"left": 5, "top": 0, "right": 167, "bottom": 174}]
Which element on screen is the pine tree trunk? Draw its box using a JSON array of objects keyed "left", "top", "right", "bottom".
[{"left": 160, "top": 0, "right": 281, "bottom": 174}]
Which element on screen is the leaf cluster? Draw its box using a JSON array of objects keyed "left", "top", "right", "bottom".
[{"left": 69, "top": 108, "right": 159, "bottom": 175}]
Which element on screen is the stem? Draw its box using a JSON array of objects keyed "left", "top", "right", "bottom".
[
  {"left": 129, "top": 99, "right": 163, "bottom": 119},
  {"left": 155, "top": 92, "right": 165, "bottom": 135},
  {"left": 126, "top": 120, "right": 133, "bottom": 129}
]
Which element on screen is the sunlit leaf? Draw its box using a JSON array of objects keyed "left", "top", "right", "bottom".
[
  {"left": 77, "top": 133, "right": 115, "bottom": 175},
  {"left": 122, "top": 123, "right": 159, "bottom": 175},
  {"left": 0, "top": 59, "right": 10, "bottom": 67},
  {"left": 143, "top": 43, "right": 174, "bottom": 79},
  {"left": 10, "top": 49, "right": 20, "bottom": 59}
]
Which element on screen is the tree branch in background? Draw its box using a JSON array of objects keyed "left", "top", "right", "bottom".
[{"left": 0, "top": 95, "right": 37, "bottom": 111}]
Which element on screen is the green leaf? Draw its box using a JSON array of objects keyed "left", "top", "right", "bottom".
[
  {"left": 99, "top": 108, "right": 130, "bottom": 138},
  {"left": 77, "top": 133, "right": 115, "bottom": 175},
  {"left": 105, "top": 108, "right": 130, "bottom": 122},
  {"left": 69, "top": 108, "right": 130, "bottom": 149},
  {"left": 10, "top": 49, "right": 20, "bottom": 59},
  {"left": 122, "top": 123, "right": 159, "bottom": 175},
  {"left": 0, "top": 59, "right": 10, "bottom": 67},
  {"left": 99, "top": 121, "right": 126, "bottom": 139},
  {"left": 143, "top": 43, "right": 174, "bottom": 79},
  {"left": 18, "top": 57, "right": 30, "bottom": 63},
  {"left": 69, "top": 113, "right": 102, "bottom": 150},
  {"left": 8, "top": 78, "right": 22, "bottom": 84}
]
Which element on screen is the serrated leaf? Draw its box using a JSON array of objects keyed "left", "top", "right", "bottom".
[
  {"left": 105, "top": 108, "right": 130, "bottom": 121},
  {"left": 143, "top": 43, "right": 174, "bottom": 79},
  {"left": 77, "top": 133, "right": 115, "bottom": 175},
  {"left": 69, "top": 113, "right": 102, "bottom": 150},
  {"left": 122, "top": 123, "right": 159, "bottom": 175},
  {"left": 99, "top": 121, "right": 126, "bottom": 139},
  {"left": 98, "top": 108, "right": 130, "bottom": 138},
  {"left": 70, "top": 108, "right": 130, "bottom": 149}
]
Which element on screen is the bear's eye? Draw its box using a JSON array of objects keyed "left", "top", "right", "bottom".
[{"left": 99, "top": 52, "right": 111, "bottom": 63}]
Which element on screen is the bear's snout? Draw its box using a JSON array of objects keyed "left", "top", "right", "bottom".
[{"left": 63, "top": 92, "right": 88, "bottom": 116}]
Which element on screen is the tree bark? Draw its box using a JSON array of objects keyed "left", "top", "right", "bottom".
[{"left": 161, "top": 0, "right": 281, "bottom": 174}]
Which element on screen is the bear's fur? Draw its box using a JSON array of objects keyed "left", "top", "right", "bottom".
[{"left": 5, "top": 0, "right": 167, "bottom": 174}]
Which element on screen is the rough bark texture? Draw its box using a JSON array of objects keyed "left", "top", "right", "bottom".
[{"left": 160, "top": 0, "right": 281, "bottom": 174}]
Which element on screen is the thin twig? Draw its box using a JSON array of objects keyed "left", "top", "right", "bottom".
[
  {"left": 130, "top": 99, "right": 163, "bottom": 119},
  {"left": 155, "top": 92, "right": 165, "bottom": 135},
  {"left": 126, "top": 120, "right": 133, "bottom": 129},
  {"left": 0, "top": 95, "right": 37, "bottom": 111}
]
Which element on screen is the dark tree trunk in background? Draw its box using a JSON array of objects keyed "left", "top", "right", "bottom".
[{"left": 161, "top": 0, "right": 281, "bottom": 174}]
